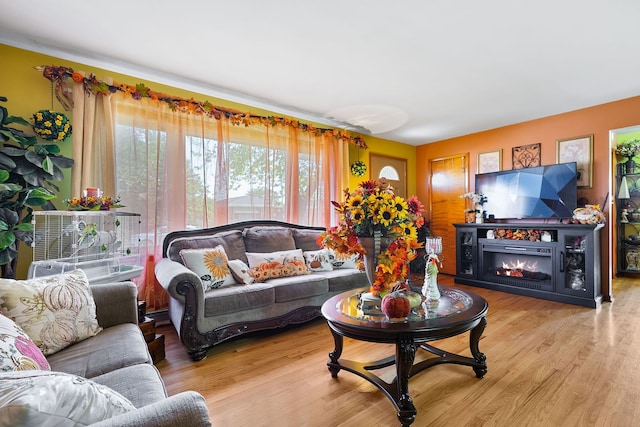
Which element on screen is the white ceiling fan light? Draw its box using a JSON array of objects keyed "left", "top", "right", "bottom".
[{"left": 325, "top": 104, "right": 409, "bottom": 135}]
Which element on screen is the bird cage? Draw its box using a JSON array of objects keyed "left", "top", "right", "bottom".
[{"left": 29, "top": 211, "right": 143, "bottom": 284}]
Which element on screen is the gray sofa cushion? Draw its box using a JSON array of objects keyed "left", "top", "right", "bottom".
[
  {"left": 269, "top": 274, "right": 329, "bottom": 302},
  {"left": 243, "top": 226, "right": 296, "bottom": 253},
  {"left": 204, "top": 283, "right": 275, "bottom": 316},
  {"left": 47, "top": 323, "right": 151, "bottom": 379},
  {"left": 91, "top": 363, "right": 167, "bottom": 409},
  {"left": 292, "top": 228, "right": 324, "bottom": 251},
  {"left": 317, "top": 269, "right": 369, "bottom": 292},
  {"left": 166, "top": 230, "right": 248, "bottom": 264}
]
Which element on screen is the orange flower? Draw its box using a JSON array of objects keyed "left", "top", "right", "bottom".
[{"left": 71, "top": 72, "right": 83, "bottom": 83}]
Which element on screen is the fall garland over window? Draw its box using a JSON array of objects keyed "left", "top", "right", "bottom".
[{"left": 38, "top": 65, "right": 368, "bottom": 149}]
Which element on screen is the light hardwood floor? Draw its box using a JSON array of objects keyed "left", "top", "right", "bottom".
[{"left": 156, "top": 275, "right": 640, "bottom": 427}]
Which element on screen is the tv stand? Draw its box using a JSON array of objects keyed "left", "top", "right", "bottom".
[{"left": 453, "top": 223, "right": 603, "bottom": 308}]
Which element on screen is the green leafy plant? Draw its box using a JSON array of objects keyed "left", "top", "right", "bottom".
[{"left": 0, "top": 96, "right": 74, "bottom": 277}]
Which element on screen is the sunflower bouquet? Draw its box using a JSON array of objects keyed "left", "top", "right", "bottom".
[{"left": 318, "top": 178, "right": 425, "bottom": 295}]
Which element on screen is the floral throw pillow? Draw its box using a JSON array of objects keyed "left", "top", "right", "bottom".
[
  {"left": 180, "top": 245, "right": 236, "bottom": 291},
  {"left": 0, "top": 269, "right": 103, "bottom": 356},
  {"left": 0, "top": 313, "right": 50, "bottom": 372},
  {"left": 246, "top": 249, "right": 310, "bottom": 282},
  {"left": 0, "top": 370, "right": 135, "bottom": 425}
]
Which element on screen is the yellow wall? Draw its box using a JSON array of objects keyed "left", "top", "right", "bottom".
[{"left": 1, "top": 43, "right": 417, "bottom": 277}]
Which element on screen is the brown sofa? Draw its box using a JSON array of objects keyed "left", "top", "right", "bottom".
[{"left": 155, "top": 220, "right": 367, "bottom": 361}]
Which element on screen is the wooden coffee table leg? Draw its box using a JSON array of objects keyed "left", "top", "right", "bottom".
[
  {"left": 470, "top": 316, "right": 488, "bottom": 378},
  {"left": 396, "top": 337, "right": 417, "bottom": 426},
  {"left": 327, "top": 326, "right": 344, "bottom": 378}
]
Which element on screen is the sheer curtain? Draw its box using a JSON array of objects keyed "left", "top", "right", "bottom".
[{"left": 73, "top": 90, "right": 349, "bottom": 311}]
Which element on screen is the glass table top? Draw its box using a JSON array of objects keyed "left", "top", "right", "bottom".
[{"left": 336, "top": 287, "right": 474, "bottom": 323}]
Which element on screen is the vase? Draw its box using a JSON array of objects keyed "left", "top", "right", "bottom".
[
  {"left": 475, "top": 213, "right": 484, "bottom": 223},
  {"left": 358, "top": 231, "right": 393, "bottom": 288},
  {"left": 627, "top": 158, "right": 635, "bottom": 174}
]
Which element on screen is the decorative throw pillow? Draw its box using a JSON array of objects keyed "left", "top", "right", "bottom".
[
  {"left": 0, "top": 270, "right": 102, "bottom": 356},
  {"left": 303, "top": 249, "right": 334, "bottom": 272},
  {"left": 228, "top": 259, "right": 254, "bottom": 285},
  {"left": 180, "top": 245, "right": 237, "bottom": 291},
  {"left": 0, "top": 370, "right": 135, "bottom": 425},
  {"left": 327, "top": 249, "right": 359, "bottom": 269},
  {"left": 0, "top": 314, "right": 50, "bottom": 372},
  {"left": 245, "top": 249, "right": 310, "bottom": 282}
]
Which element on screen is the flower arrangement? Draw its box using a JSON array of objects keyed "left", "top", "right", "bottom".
[
  {"left": 350, "top": 160, "right": 367, "bottom": 177},
  {"left": 318, "top": 178, "right": 425, "bottom": 296},
  {"left": 64, "top": 195, "right": 124, "bottom": 211},
  {"left": 31, "top": 110, "right": 72, "bottom": 142},
  {"left": 615, "top": 139, "right": 640, "bottom": 158},
  {"left": 460, "top": 192, "right": 487, "bottom": 212}
]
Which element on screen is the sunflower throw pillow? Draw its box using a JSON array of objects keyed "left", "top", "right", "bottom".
[{"left": 180, "top": 245, "right": 236, "bottom": 291}]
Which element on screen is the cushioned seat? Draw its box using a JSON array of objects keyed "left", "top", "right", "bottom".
[
  {"left": 91, "top": 364, "right": 167, "bottom": 409},
  {"left": 318, "top": 268, "right": 368, "bottom": 292},
  {"left": 46, "top": 323, "right": 152, "bottom": 379},
  {"left": 268, "top": 274, "right": 329, "bottom": 302},
  {"left": 204, "top": 282, "right": 275, "bottom": 316}
]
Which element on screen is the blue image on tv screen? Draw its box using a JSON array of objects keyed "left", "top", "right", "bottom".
[{"left": 476, "top": 162, "right": 577, "bottom": 219}]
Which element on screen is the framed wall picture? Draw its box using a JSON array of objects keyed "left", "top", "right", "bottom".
[
  {"left": 556, "top": 134, "right": 593, "bottom": 188},
  {"left": 512, "top": 143, "right": 541, "bottom": 169},
  {"left": 477, "top": 149, "right": 502, "bottom": 174}
]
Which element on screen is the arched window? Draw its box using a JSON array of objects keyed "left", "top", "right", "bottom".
[{"left": 379, "top": 165, "right": 400, "bottom": 180}]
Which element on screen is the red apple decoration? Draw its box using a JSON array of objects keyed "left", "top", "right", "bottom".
[{"left": 381, "top": 291, "right": 411, "bottom": 319}]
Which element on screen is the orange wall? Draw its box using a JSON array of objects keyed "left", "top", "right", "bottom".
[{"left": 416, "top": 95, "right": 640, "bottom": 300}]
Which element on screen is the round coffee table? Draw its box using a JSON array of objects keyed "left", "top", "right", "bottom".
[{"left": 321, "top": 286, "right": 488, "bottom": 427}]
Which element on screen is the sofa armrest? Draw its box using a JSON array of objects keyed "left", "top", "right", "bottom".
[
  {"left": 90, "top": 281, "right": 139, "bottom": 328},
  {"left": 155, "top": 258, "right": 204, "bottom": 305},
  {"left": 91, "top": 391, "right": 211, "bottom": 427}
]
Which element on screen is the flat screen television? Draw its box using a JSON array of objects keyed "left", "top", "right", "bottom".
[{"left": 475, "top": 162, "right": 578, "bottom": 219}]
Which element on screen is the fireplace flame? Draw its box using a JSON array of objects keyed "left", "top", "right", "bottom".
[{"left": 501, "top": 259, "right": 539, "bottom": 271}]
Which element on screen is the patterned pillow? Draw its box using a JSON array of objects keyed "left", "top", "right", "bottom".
[
  {"left": 328, "top": 249, "right": 360, "bottom": 269},
  {"left": 303, "top": 249, "right": 333, "bottom": 272},
  {"left": 0, "top": 370, "right": 135, "bottom": 425},
  {"left": 228, "top": 259, "right": 254, "bottom": 285},
  {"left": 0, "top": 313, "right": 50, "bottom": 372},
  {"left": 246, "top": 249, "right": 310, "bottom": 282},
  {"left": 180, "top": 245, "right": 237, "bottom": 291},
  {"left": 0, "top": 270, "right": 102, "bottom": 356}
]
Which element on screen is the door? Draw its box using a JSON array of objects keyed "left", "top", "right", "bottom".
[
  {"left": 430, "top": 155, "right": 468, "bottom": 275},
  {"left": 370, "top": 153, "right": 407, "bottom": 198}
]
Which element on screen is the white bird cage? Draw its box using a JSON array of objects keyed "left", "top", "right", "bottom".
[{"left": 29, "top": 211, "right": 143, "bottom": 284}]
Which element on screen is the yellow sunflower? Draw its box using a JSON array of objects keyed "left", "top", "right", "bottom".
[
  {"left": 390, "top": 196, "right": 409, "bottom": 219},
  {"left": 347, "top": 194, "right": 365, "bottom": 210},
  {"left": 204, "top": 250, "right": 230, "bottom": 279},
  {"left": 350, "top": 207, "right": 366, "bottom": 224},
  {"left": 376, "top": 204, "right": 396, "bottom": 227},
  {"left": 400, "top": 223, "right": 418, "bottom": 241}
]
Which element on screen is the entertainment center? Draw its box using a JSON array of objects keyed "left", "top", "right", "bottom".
[
  {"left": 454, "top": 161, "right": 603, "bottom": 308},
  {"left": 454, "top": 223, "right": 603, "bottom": 308}
]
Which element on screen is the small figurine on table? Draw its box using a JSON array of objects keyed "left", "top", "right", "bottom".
[
  {"left": 421, "top": 253, "right": 441, "bottom": 302},
  {"left": 621, "top": 209, "right": 629, "bottom": 223}
]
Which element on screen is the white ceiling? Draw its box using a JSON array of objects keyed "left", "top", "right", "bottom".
[{"left": 2, "top": 0, "right": 639, "bottom": 146}]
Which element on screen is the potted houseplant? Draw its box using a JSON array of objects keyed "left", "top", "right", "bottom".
[
  {"left": 615, "top": 139, "right": 640, "bottom": 174},
  {"left": 0, "top": 96, "right": 74, "bottom": 278}
]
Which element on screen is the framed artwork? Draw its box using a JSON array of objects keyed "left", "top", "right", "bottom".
[
  {"left": 556, "top": 134, "right": 593, "bottom": 188},
  {"left": 477, "top": 149, "right": 502, "bottom": 174},
  {"left": 512, "top": 143, "right": 541, "bottom": 169}
]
